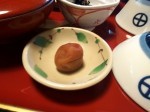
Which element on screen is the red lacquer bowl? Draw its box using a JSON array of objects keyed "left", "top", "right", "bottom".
[{"left": 0, "top": 0, "right": 54, "bottom": 44}]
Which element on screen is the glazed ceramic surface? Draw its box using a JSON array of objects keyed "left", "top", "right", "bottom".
[
  {"left": 116, "top": 0, "right": 150, "bottom": 35},
  {"left": 22, "top": 27, "right": 112, "bottom": 90},
  {"left": 57, "top": 0, "right": 120, "bottom": 30},
  {"left": 0, "top": 0, "right": 51, "bottom": 19},
  {"left": 112, "top": 32, "right": 150, "bottom": 111},
  {"left": 0, "top": 0, "right": 54, "bottom": 44}
]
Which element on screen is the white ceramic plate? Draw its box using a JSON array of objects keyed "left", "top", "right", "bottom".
[
  {"left": 22, "top": 27, "right": 112, "bottom": 90},
  {"left": 112, "top": 32, "right": 150, "bottom": 111}
]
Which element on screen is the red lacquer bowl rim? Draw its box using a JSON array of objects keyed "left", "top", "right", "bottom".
[{"left": 0, "top": 0, "right": 54, "bottom": 20}]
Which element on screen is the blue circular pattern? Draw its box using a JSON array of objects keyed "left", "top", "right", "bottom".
[
  {"left": 132, "top": 13, "right": 148, "bottom": 27},
  {"left": 146, "top": 33, "right": 150, "bottom": 48},
  {"left": 140, "top": 32, "right": 150, "bottom": 58},
  {"left": 138, "top": 0, "right": 150, "bottom": 5},
  {"left": 138, "top": 76, "right": 150, "bottom": 100}
]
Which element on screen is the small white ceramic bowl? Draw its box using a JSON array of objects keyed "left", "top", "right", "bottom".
[
  {"left": 57, "top": 0, "right": 120, "bottom": 30},
  {"left": 112, "top": 32, "right": 150, "bottom": 111},
  {"left": 22, "top": 27, "right": 112, "bottom": 90},
  {"left": 115, "top": 0, "right": 150, "bottom": 35}
]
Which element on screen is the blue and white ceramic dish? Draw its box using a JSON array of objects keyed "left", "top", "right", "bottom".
[{"left": 113, "top": 32, "right": 150, "bottom": 111}]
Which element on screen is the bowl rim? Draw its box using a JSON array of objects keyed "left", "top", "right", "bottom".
[
  {"left": 57, "top": 0, "right": 120, "bottom": 9},
  {"left": 0, "top": 0, "right": 54, "bottom": 22},
  {"left": 22, "top": 27, "right": 113, "bottom": 90}
]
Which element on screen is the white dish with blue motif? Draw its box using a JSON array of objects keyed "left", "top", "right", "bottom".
[
  {"left": 115, "top": 0, "right": 150, "bottom": 35},
  {"left": 112, "top": 32, "right": 150, "bottom": 111}
]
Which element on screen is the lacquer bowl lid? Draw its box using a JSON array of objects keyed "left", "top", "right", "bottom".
[{"left": 0, "top": 0, "right": 52, "bottom": 20}]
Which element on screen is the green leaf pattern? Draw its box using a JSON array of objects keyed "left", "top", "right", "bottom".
[
  {"left": 95, "top": 38, "right": 100, "bottom": 44},
  {"left": 32, "top": 28, "right": 108, "bottom": 79},
  {"left": 57, "top": 29, "right": 62, "bottom": 33},
  {"left": 34, "top": 65, "right": 48, "bottom": 78},
  {"left": 76, "top": 32, "right": 88, "bottom": 43},
  {"left": 89, "top": 59, "right": 108, "bottom": 75},
  {"left": 33, "top": 36, "right": 52, "bottom": 47}
]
